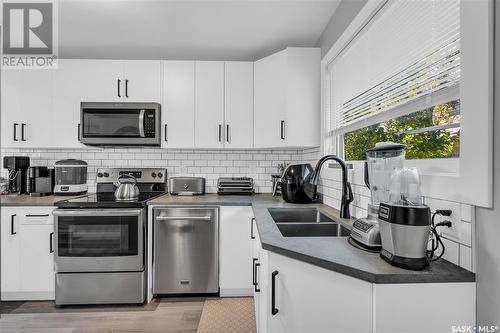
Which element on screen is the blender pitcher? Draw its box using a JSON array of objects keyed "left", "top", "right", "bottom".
[
  {"left": 365, "top": 142, "right": 407, "bottom": 210},
  {"left": 349, "top": 142, "right": 406, "bottom": 250}
]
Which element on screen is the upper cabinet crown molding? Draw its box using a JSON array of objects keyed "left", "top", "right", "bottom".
[{"left": 254, "top": 47, "right": 320, "bottom": 149}]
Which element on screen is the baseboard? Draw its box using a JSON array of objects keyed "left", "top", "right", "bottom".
[
  {"left": 219, "top": 288, "right": 253, "bottom": 297},
  {"left": 1, "top": 291, "right": 55, "bottom": 301}
]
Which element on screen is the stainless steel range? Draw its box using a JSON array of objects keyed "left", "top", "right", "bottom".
[{"left": 53, "top": 167, "right": 167, "bottom": 306}]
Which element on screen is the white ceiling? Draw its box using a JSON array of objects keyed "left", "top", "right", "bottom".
[{"left": 58, "top": 0, "right": 341, "bottom": 61}]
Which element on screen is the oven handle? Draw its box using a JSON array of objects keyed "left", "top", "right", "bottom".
[
  {"left": 139, "top": 109, "right": 146, "bottom": 138},
  {"left": 156, "top": 215, "right": 212, "bottom": 221},
  {"left": 53, "top": 209, "right": 143, "bottom": 217}
]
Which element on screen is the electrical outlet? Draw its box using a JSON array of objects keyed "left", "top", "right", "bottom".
[{"left": 424, "top": 197, "right": 472, "bottom": 247}]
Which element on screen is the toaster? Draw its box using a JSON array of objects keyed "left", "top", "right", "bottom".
[{"left": 169, "top": 177, "right": 205, "bottom": 195}]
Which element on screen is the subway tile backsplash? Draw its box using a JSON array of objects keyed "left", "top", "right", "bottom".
[
  {"left": 1, "top": 146, "right": 476, "bottom": 272},
  {"left": 0, "top": 148, "right": 302, "bottom": 194}
]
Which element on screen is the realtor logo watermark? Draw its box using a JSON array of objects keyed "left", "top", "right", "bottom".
[{"left": 1, "top": 0, "right": 58, "bottom": 69}]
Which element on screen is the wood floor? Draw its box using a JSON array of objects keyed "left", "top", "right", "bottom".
[{"left": 0, "top": 298, "right": 206, "bottom": 333}]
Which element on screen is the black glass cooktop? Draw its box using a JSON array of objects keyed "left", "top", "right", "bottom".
[{"left": 57, "top": 192, "right": 164, "bottom": 209}]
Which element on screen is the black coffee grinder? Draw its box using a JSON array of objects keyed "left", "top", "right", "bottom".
[{"left": 3, "top": 156, "right": 30, "bottom": 194}]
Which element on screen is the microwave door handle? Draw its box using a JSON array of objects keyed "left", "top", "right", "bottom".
[{"left": 139, "top": 109, "right": 145, "bottom": 137}]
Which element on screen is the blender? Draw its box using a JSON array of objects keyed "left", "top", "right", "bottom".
[
  {"left": 378, "top": 167, "right": 431, "bottom": 270},
  {"left": 349, "top": 142, "right": 406, "bottom": 250}
]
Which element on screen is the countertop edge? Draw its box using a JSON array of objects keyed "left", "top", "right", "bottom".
[{"left": 261, "top": 241, "right": 476, "bottom": 284}]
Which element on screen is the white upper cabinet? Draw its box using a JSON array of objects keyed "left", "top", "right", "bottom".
[
  {"left": 52, "top": 59, "right": 160, "bottom": 148},
  {"left": 254, "top": 50, "right": 287, "bottom": 148},
  {"left": 254, "top": 47, "right": 320, "bottom": 148},
  {"left": 1, "top": 69, "right": 54, "bottom": 148},
  {"left": 161, "top": 61, "right": 196, "bottom": 148},
  {"left": 224, "top": 62, "right": 254, "bottom": 149},
  {"left": 121, "top": 60, "right": 161, "bottom": 102},
  {"left": 195, "top": 61, "right": 225, "bottom": 148}
]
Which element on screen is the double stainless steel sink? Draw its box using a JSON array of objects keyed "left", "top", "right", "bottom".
[{"left": 268, "top": 208, "right": 350, "bottom": 237}]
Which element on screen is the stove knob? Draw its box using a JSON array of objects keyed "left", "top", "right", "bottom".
[
  {"left": 151, "top": 172, "right": 157, "bottom": 178},
  {"left": 157, "top": 172, "right": 163, "bottom": 178},
  {"left": 103, "top": 172, "right": 109, "bottom": 177},
  {"left": 97, "top": 172, "right": 103, "bottom": 178}
]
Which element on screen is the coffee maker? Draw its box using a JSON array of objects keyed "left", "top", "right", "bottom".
[
  {"left": 3, "top": 156, "right": 30, "bottom": 195},
  {"left": 27, "top": 166, "right": 55, "bottom": 196},
  {"left": 350, "top": 142, "right": 406, "bottom": 250}
]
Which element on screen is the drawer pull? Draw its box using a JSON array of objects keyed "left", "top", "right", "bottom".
[
  {"left": 254, "top": 262, "right": 261, "bottom": 292},
  {"left": 26, "top": 214, "right": 50, "bottom": 217},
  {"left": 11, "top": 214, "right": 16, "bottom": 235},
  {"left": 50, "top": 232, "right": 54, "bottom": 253},
  {"left": 271, "top": 270, "right": 279, "bottom": 315}
]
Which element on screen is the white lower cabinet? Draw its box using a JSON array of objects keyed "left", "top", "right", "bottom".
[
  {"left": 1, "top": 206, "right": 55, "bottom": 300},
  {"left": 266, "top": 252, "right": 373, "bottom": 333},
  {"left": 374, "top": 283, "right": 475, "bottom": 333},
  {"left": 253, "top": 249, "right": 476, "bottom": 333},
  {"left": 253, "top": 230, "right": 269, "bottom": 333},
  {"left": 219, "top": 206, "right": 254, "bottom": 296}
]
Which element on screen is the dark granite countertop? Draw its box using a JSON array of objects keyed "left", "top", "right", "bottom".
[
  {"left": 0, "top": 194, "right": 87, "bottom": 206},
  {"left": 148, "top": 193, "right": 476, "bottom": 284}
]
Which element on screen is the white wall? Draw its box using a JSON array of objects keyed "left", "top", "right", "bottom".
[
  {"left": 0, "top": 148, "right": 302, "bottom": 194},
  {"left": 474, "top": 1, "right": 500, "bottom": 324},
  {"left": 315, "top": 0, "right": 368, "bottom": 57}
]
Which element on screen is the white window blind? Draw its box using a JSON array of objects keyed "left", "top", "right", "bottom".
[{"left": 327, "top": 0, "right": 460, "bottom": 137}]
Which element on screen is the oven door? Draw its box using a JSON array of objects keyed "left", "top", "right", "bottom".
[
  {"left": 79, "top": 102, "right": 160, "bottom": 146},
  {"left": 53, "top": 209, "right": 144, "bottom": 273}
]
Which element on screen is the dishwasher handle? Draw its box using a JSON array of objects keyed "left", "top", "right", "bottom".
[{"left": 156, "top": 215, "right": 212, "bottom": 221}]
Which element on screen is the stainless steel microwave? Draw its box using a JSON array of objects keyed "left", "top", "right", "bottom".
[{"left": 79, "top": 102, "right": 161, "bottom": 146}]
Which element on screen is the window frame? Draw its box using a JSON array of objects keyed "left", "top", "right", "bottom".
[{"left": 320, "top": 0, "right": 493, "bottom": 207}]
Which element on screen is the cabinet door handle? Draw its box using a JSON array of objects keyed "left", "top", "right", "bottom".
[
  {"left": 280, "top": 120, "right": 285, "bottom": 140},
  {"left": 125, "top": 79, "right": 129, "bottom": 98},
  {"left": 250, "top": 217, "right": 255, "bottom": 239},
  {"left": 117, "top": 79, "right": 121, "bottom": 98},
  {"left": 11, "top": 214, "right": 16, "bottom": 235},
  {"left": 271, "top": 270, "right": 279, "bottom": 315},
  {"left": 226, "top": 124, "right": 230, "bottom": 143},
  {"left": 49, "top": 232, "right": 54, "bottom": 253},
  {"left": 254, "top": 263, "right": 261, "bottom": 292},
  {"left": 218, "top": 124, "right": 222, "bottom": 142},
  {"left": 26, "top": 214, "right": 50, "bottom": 217},
  {"left": 78, "top": 123, "right": 81, "bottom": 141},
  {"left": 21, "top": 123, "right": 26, "bottom": 141},
  {"left": 252, "top": 258, "right": 257, "bottom": 286},
  {"left": 13, "top": 123, "right": 18, "bottom": 141},
  {"left": 164, "top": 124, "right": 168, "bottom": 142}
]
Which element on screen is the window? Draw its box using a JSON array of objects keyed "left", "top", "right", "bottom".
[
  {"left": 325, "top": 0, "right": 461, "bottom": 167},
  {"left": 344, "top": 99, "right": 460, "bottom": 160},
  {"left": 322, "top": 0, "right": 493, "bottom": 207}
]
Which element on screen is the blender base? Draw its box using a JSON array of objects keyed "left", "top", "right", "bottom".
[
  {"left": 350, "top": 205, "right": 382, "bottom": 250},
  {"left": 348, "top": 236, "right": 381, "bottom": 253}
]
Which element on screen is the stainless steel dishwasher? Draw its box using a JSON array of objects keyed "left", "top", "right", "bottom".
[{"left": 153, "top": 207, "right": 219, "bottom": 294}]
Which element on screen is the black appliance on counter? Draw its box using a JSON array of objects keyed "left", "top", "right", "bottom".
[
  {"left": 3, "top": 156, "right": 30, "bottom": 194},
  {"left": 281, "top": 155, "right": 354, "bottom": 219},
  {"left": 27, "top": 166, "right": 55, "bottom": 196},
  {"left": 53, "top": 167, "right": 167, "bottom": 306}
]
